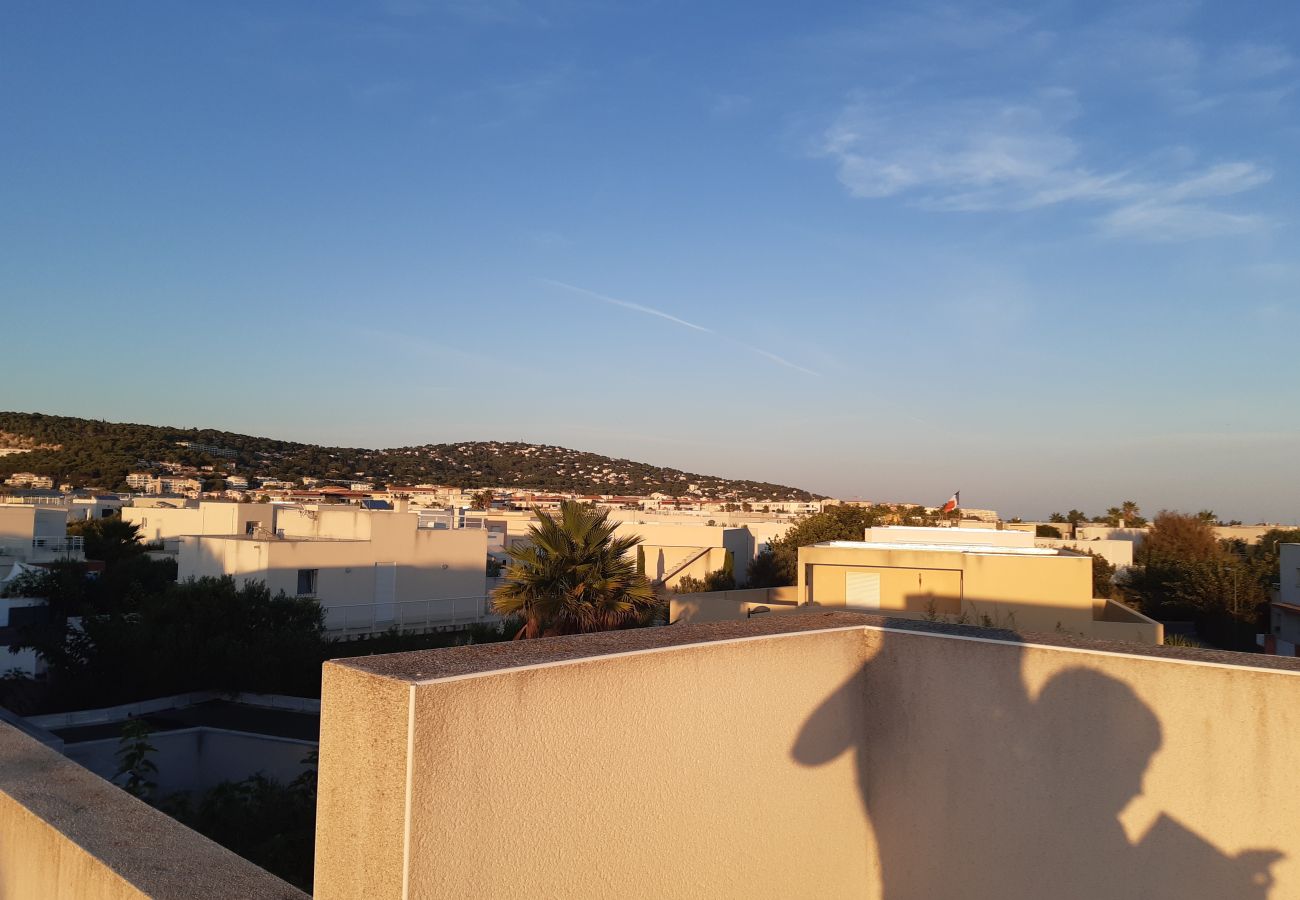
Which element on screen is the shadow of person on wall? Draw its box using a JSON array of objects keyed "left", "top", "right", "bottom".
[{"left": 792, "top": 632, "right": 1282, "bottom": 899}]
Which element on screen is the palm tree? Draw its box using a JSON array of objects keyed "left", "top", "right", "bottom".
[
  {"left": 1120, "top": 500, "right": 1141, "bottom": 527},
  {"left": 492, "top": 501, "right": 659, "bottom": 639}
]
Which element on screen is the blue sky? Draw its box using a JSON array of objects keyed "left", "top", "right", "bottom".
[{"left": 2, "top": 1, "right": 1298, "bottom": 521}]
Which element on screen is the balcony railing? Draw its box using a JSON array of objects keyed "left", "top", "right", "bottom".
[
  {"left": 31, "top": 536, "right": 84, "bottom": 553},
  {"left": 323, "top": 595, "right": 500, "bottom": 635},
  {"left": 416, "top": 511, "right": 491, "bottom": 530},
  {"left": 0, "top": 536, "right": 85, "bottom": 557}
]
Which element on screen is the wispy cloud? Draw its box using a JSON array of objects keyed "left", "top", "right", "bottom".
[
  {"left": 817, "top": 91, "right": 1273, "bottom": 241},
  {"left": 540, "top": 279, "right": 821, "bottom": 376}
]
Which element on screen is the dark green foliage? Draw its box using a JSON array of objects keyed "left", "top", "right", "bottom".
[
  {"left": 113, "top": 719, "right": 158, "bottom": 800},
  {"left": 744, "top": 546, "right": 785, "bottom": 589},
  {"left": 492, "top": 502, "right": 658, "bottom": 638},
  {"left": 326, "top": 622, "right": 513, "bottom": 658},
  {"left": 673, "top": 574, "right": 707, "bottom": 594},
  {"left": 0, "top": 412, "right": 820, "bottom": 500},
  {"left": 1122, "top": 511, "right": 1271, "bottom": 651},
  {"left": 1087, "top": 551, "right": 1116, "bottom": 599},
  {"left": 1255, "top": 528, "right": 1300, "bottom": 562},
  {"left": 746, "top": 504, "right": 898, "bottom": 588},
  {"left": 164, "top": 759, "right": 318, "bottom": 891},
  {"left": 675, "top": 562, "right": 736, "bottom": 594},
  {"left": 1035, "top": 524, "right": 1063, "bottom": 539},
  {"left": 14, "top": 575, "right": 324, "bottom": 710},
  {"left": 67, "top": 516, "right": 146, "bottom": 566}
]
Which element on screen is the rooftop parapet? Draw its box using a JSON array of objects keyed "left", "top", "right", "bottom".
[
  {"left": 0, "top": 717, "right": 305, "bottom": 899},
  {"left": 315, "top": 614, "right": 1300, "bottom": 899}
]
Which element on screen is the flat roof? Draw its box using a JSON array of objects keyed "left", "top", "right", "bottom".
[
  {"left": 50, "top": 700, "right": 319, "bottom": 744},
  {"left": 814, "top": 540, "right": 1062, "bottom": 556}
]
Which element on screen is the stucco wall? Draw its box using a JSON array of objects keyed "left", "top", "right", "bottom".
[
  {"left": 315, "top": 617, "right": 1300, "bottom": 899},
  {"left": 0, "top": 505, "right": 38, "bottom": 543},
  {"left": 315, "top": 628, "right": 873, "bottom": 900},
  {"left": 0, "top": 721, "right": 305, "bottom": 899}
]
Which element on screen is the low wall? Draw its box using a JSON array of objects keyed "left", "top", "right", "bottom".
[
  {"left": 0, "top": 721, "right": 305, "bottom": 898},
  {"left": 669, "top": 585, "right": 800, "bottom": 623},
  {"left": 315, "top": 615, "right": 1300, "bottom": 898}
]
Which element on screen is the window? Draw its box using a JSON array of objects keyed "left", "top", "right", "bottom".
[
  {"left": 245, "top": 521, "right": 258, "bottom": 535},
  {"left": 297, "top": 569, "right": 318, "bottom": 596}
]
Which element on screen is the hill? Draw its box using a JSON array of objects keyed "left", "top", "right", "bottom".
[{"left": 0, "top": 412, "right": 822, "bottom": 501}]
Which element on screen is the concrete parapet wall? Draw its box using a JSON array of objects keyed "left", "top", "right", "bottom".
[
  {"left": 316, "top": 614, "right": 1299, "bottom": 898},
  {"left": 0, "top": 721, "right": 305, "bottom": 899}
]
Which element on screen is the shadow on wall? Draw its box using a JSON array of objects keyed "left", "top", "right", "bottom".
[{"left": 792, "top": 634, "right": 1283, "bottom": 899}]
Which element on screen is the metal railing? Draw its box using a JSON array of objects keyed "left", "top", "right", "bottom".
[
  {"left": 417, "top": 511, "right": 491, "bottom": 530},
  {"left": 323, "top": 595, "right": 500, "bottom": 635},
  {"left": 0, "top": 536, "right": 84, "bottom": 558},
  {"left": 32, "top": 536, "right": 84, "bottom": 553}
]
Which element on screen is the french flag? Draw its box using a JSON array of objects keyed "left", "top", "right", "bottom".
[{"left": 941, "top": 491, "right": 960, "bottom": 513}]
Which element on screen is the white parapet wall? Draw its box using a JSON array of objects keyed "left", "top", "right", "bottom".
[{"left": 314, "top": 615, "right": 1300, "bottom": 899}]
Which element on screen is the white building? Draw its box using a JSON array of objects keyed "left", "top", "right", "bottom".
[
  {"left": 0, "top": 562, "right": 47, "bottom": 676},
  {"left": 179, "top": 506, "right": 490, "bottom": 633},
  {"left": 122, "top": 501, "right": 277, "bottom": 548},
  {"left": 0, "top": 506, "right": 83, "bottom": 564},
  {"left": 1269, "top": 544, "right": 1300, "bottom": 656}
]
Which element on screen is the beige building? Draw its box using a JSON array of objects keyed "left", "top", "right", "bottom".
[
  {"left": 178, "top": 507, "right": 489, "bottom": 632},
  {"left": 614, "top": 522, "right": 754, "bottom": 588},
  {"left": 795, "top": 533, "right": 1159, "bottom": 642}
]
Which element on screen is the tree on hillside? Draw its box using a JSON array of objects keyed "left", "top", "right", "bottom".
[{"left": 492, "top": 501, "right": 658, "bottom": 639}]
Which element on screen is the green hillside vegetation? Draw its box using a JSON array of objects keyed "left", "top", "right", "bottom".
[{"left": 0, "top": 412, "right": 821, "bottom": 500}]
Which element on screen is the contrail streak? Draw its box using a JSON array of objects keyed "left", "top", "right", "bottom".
[
  {"left": 539, "top": 278, "right": 711, "bottom": 333},
  {"left": 541, "top": 278, "right": 820, "bottom": 377}
]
